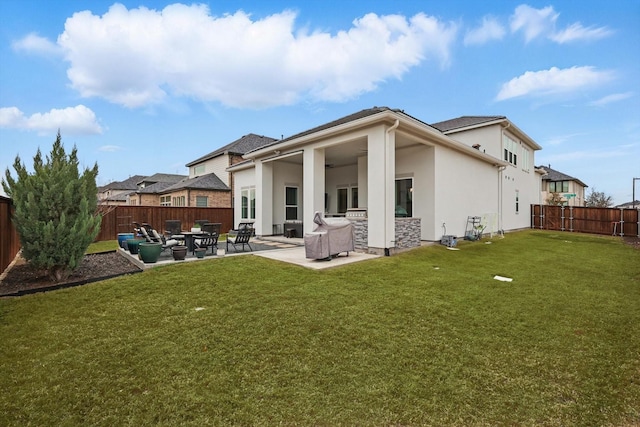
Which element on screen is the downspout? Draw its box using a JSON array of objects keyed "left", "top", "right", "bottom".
[
  {"left": 385, "top": 119, "right": 400, "bottom": 256},
  {"left": 498, "top": 166, "right": 506, "bottom": 234}
]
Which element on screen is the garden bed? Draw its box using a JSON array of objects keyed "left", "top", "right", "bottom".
[{"left": 0, "top": 251, "right": 142, "bottom": 297}]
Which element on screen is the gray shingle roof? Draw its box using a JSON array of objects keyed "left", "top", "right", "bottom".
[
  {"left": 245, "top": 107, "right": 417, "bottom": 154},
  {"left": 162, "top": 173, "right": 230, "bottom": 193},
  {"left": 137, "top": 181, "right": 180, "bottom": 194},
  {"left": 186, "top": 133, "right": 277, "bottom": 167},
  {"left": 537, "top": 165, "right": 588, "bottom": 187},
  {"left": 137, "top": 173, "right": 186, "bottom": 185},
  {"left": 430, "top": 116, "right": 506, "bottom": 132},
  {"left": 98, "top": 175, "right": 145, "bottom": 191}
]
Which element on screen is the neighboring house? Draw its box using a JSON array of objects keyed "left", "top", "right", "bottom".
[
  {"left": 156, "top": 173, "right": 231, "bottom": 207},
  {"left": 185, "top": 133, "right": 278, "bottom": 208},
  {"left": 536, "top": 165, "right": 588, "bottom": 207},
  {"left": 98, "top": 175, "right": 145, "bottom": 206},
  {"left": 229, "top": 107, "right": 543, "bottom": 255},
  {"left": 615, "top": 200, "right": 640, "bottom": 209},
  {"left": 128, "top": 173, "right": 187, "bottom": 206}
]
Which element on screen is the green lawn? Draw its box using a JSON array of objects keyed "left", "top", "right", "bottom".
[{"left": 1, "top": 230, "right": 639, "bottom": 426}]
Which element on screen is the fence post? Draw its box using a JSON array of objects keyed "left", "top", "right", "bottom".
[
  {"left": 620, "top": 208, "right": 625, "bottom": 237},
  {"left": 569, "top": 206, "right": 573, "bottom": 232},
  {"left": 531, "top": 204, "right": 535, "bottom": 229},
  {"left": 560, "top": 205, "right": 565, "bottom": 231},
  {"left": 540, "top": 204, "right": 544, "bottom": 229}
]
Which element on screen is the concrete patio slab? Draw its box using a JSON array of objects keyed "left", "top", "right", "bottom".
[
  {"left": 118, "top": 236, "right": 380, "bottom": 271},
  {"left": 254, "top": 246, "right": 381, "bottom": 270}
]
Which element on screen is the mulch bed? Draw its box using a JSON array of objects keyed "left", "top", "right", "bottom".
[
  {"left": 623, "top": 235, "right": 640, "bottom": 250},
  {"left": 0, "top": 251, "right": 142, "bottom": 297}
]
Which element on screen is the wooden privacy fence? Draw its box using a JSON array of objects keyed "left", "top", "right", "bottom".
[
  {"left": 531, "top": 204, "right": 639, "bottom": 237},
  {"left": 1, "top": 196, "right": 21, "bottom": 275},
  {"left": 96, "top": 206, "right": 234, "bottom": 241}
]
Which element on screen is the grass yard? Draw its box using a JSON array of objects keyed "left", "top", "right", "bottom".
[{"left": 1, "top": 230, "right": 639, "bottom": 426}]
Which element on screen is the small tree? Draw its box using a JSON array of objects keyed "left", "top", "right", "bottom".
[
  {"left": 2, "top": 131, "right": 101, "bottom": 282},
  {"left": 585, "top": 188, "right": 614, "bottom": 207},
  {"left": 546, "top": 192, "right": 566, "bottom": 206}
]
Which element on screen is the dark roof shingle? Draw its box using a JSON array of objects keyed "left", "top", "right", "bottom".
[
  {"left": 98, "top": 175, "right": 145, "bottom": 191},
  {"left": 430, "top": 116, "right": 506, "bottom": 132},
  {"left": 162, "top": 173, "right": 230, "bottom": 193},
  {"left": 537, "top": 165, "right": 588, "bottom": 187},
  {"left": 186, "top": 133, "right": 277, "bottom": 166}
]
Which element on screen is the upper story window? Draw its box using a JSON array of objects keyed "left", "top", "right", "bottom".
[
  {"left": 503, "top": 134, "right": 518, "bottom": 166},
  {"left": 549, "top": 181, "right": 569, "bottom": 193},
  {"left": 193, "top": 165, "right": 205, "bottom": 176},
  {"left": 521, "top": 147, "right": 530, "bottom": 172}
]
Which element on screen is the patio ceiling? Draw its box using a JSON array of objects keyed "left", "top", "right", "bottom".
[{"left": 276, "top": 135, "right": 423, "bottom": 168}]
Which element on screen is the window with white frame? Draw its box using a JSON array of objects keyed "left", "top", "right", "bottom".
[
  {"left": 285, "top": 186, "right": 298, "bottom": 220},
  {"left": 172, "top": 196, "right": 185, "bottom": 206},
  {"left": 395, "top": 178, "right": 413, "bottom": 217},
  {"left": 515, "top": 190, "right": 519, "bottom": 214},
  {"left": 193, "top": 165, "right": 205, "bottom": 176},
  {"left": 351, "top": 187, "right": 358, "bottom": 209},
  {"left": 160, "top": 195, "right": 171, "bottom": 206},
  {"left": 503, "top": 134, "right": 518, "bottom": 166},
  {"left": 521, "top": 146, "right": 530, "bottom": 172},
  {"left": 241, "top": 187, "right": 256, "bottom": 220}
]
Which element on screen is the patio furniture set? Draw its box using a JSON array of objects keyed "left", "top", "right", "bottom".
[{"left": 117, "top": 220, "right": 254, "bottom": 263}]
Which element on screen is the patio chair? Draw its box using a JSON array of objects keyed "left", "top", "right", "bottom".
[
  {"left": 164, "top": 219, "right": 185, "bottom": 245},
  {"left": 151, "top": 228, "right": 180, "bottom": 252},
  {"left": 165, "top": 220, "right": 182, "bottom": 237},
  {"left": 228, "top": 221, "right": 254, "bottom": 240},
  {"left": 203, "top": 222, "right": 222, "bottom": 237},
  {"left": 135, "top": 223, "right": 158, "bottom": 243},
  {"left": 226, "top": 227, "right": 253, "bottom": 252},
  {"left": 193, "top": 230, "right": 218, "bottom": 255}
]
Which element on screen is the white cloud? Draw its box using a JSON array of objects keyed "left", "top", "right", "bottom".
[
  {"left": 510, "top": 5, "right": 558, "bottom": 43},
  {"left": 588, "top": 92, "right": 634, "bottom": 107},
  {"left": 550, "top": 22, "right": 613, "bottom": 44},
  {"left": 510, "top": 5, "right": 611, "bottom": 44},
  {"left": 464, "top": 15, "right": 505, "bottom": 46},
  {"left": 12, "top": 32, "right": 62, "bottom": 56},
  {"left": 99, "top": 145, "right": 122, "bottom": 152},
  {"left": 495, "top": 66, "right": 614, "bottom": 101},
  {"left": 37, "top": 3, "right": 458, "bottom": 108},
  {"left": 0, "top": 105, "right": 103, "bottom": 135},
  {"left": 543, "top": 132, "right": 587, "bottom": 146}
]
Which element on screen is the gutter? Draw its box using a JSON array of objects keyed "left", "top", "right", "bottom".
[{"left": 245, "top": 110, "right": 508, "bottom": 168}]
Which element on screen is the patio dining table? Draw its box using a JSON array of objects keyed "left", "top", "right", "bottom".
[{"left": 177, "top": 231, "right": 200, "bottom": 253}]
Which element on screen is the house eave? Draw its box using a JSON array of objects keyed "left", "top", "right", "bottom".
[
  {"left": 245, "top": 110, "right": 508, "bottom": 168},
  {"left": 443, "top": 118, "right": 543, "bottom": 151}
]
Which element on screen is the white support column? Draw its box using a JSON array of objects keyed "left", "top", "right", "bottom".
[
  {"left": 255, "top": 160, "right": 273, "bottom": 237},
  {"left": 367, "top": 125, "right": 395, "bottom": 252},
  {"left": 303, "top": 147, "right": 325, "bottom": 235},
  {"left": 357, "top": 155, "right": 368, "bottom": 208}
]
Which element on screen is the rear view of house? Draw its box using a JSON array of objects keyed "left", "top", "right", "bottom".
[{"left": 229, "top": 107, "right": 543, "bottom": 255}]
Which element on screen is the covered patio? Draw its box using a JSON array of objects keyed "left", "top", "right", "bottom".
[{"left": 118, "top": 236, "right": 380, "bottom": 270}]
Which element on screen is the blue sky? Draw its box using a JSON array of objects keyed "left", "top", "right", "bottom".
[{"left": 1, "top": 0, "right": 639, "bottom": 204}]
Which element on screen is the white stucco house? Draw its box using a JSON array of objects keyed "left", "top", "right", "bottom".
[{"left": 229, "top": 107, "right": 543, "bottom": 255}]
